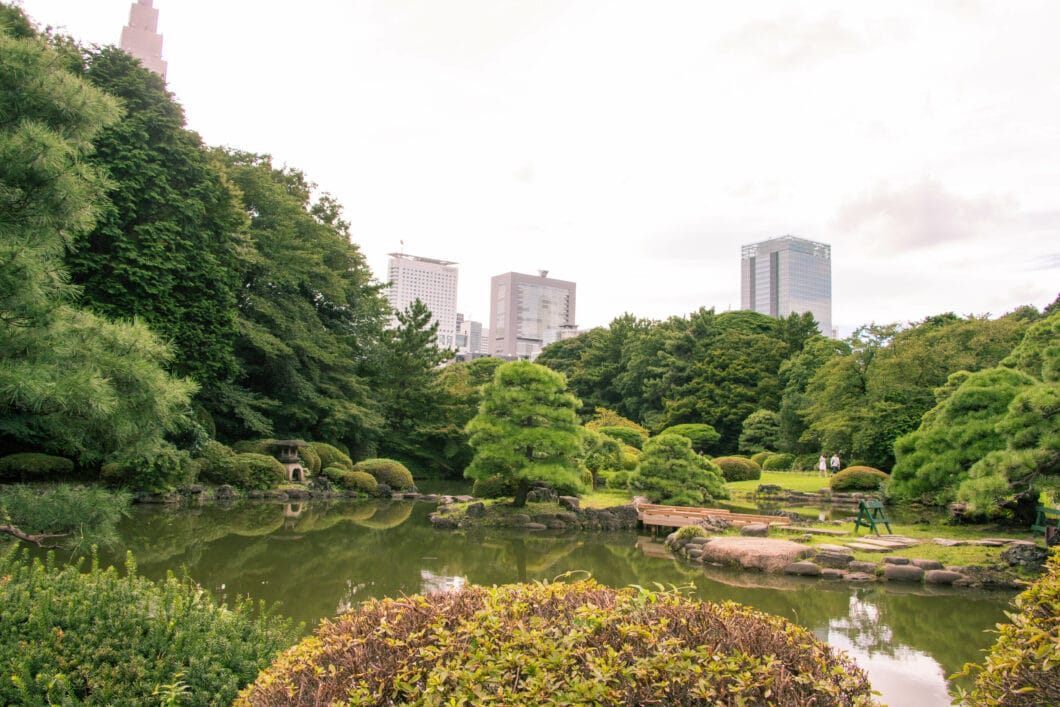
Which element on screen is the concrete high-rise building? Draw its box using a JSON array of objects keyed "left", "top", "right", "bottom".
[
  {"left": 121, "top": 1, "right": 167, "bottom": 80},
  {"left": 740, "top": 235, "right": 832, "bottom": 336},
  {"left": 489, "top": 271, "right": 576, "bottom": 359},
  {"left": 387, "top": 253, "right": 458, "bottom": 350}
]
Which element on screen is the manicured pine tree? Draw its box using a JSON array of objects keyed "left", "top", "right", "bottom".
[{"left": 464, "top": 361, "right": 586, "bottom": 507}]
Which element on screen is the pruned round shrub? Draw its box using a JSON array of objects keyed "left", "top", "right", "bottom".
[
  {"left": 297, "top": 445, "right": 321, "bottom": 475},
  {"left": 656, "top": 423, "right": 721, "bottom": 454},
  {"left": 0, "top": 453, "right": 74, "bottom": 481},
  {"left": 596, "top": 425, "right": 645, "bottom": 449},
  {"left": 830, "top": 465, "right": 889, "bottom": 491},
  {"left": 620, "top": 443, "right": 642, "bottom": 470},
  {"left": 232, "top": 439, "right": 274, "bottom": 455},
  {"left": 232, "top": 453, "right": 286, "bottom": 490},
  {"left": 471, "top": 474, "right": 513, "bottom": 499},
  {"left": 750, "top": 451, "right": 771, "bottom": 467},
  {"left": 713, "top": 456, "right": 762, "bottom": 482},
  {"left": 353, "top": 458, "right": 414, "bottom": 491},
  {"left": 195, "top": 441, "right": 239, "bottom": 485},
  {"left": 322, "top": 467, "right": 377, "bottom": 494},
  {"left": 957, "top": 549, "right": 1060, "bottom": 706},
  {"left": 762, "top": 453, "right": 796, "bottom": 471},
  {"left": 0, "top": 550, "right": 297, "bottom": 706},
  {"left": 238, "top": 580, "right": 874, "bottom": 706},
  {"left": 308, "top": 442, "right": 353, "bottom": 472}
]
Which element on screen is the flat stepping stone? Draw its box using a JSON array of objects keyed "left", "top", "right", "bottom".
[
  {"left": 883, "top": 564, "right": 925, "bottom": 582},
  {"left": 932, "top": 538, "right": 967, "bottom": 546},
  {"left": 781, "top": 526, "right": 848, "bottom": 536},
  {"left": 815, "top": 543, "right": 850, "bottom": 553},
  {"left": 853, "top": 539, "right": 907, "bottom": 548},
  {"left": 847, "top": 542, "right": 891, "bottom": 552}
]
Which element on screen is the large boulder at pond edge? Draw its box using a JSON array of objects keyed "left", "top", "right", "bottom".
[{"left": 697, "top": 537, "right": 815, "bottom": 573}]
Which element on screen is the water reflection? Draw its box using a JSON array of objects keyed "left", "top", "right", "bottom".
[{"left": 65, "top": 499, "right": 1012, "bottom": 706}]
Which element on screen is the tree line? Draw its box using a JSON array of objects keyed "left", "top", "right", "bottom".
[{"left": 1, "top": 3, "right": 1056, "bottom": 522}]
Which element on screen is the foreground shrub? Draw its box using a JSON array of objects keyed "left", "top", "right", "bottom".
[
  {"left": 239, "top": 579, "right": 875, "bottom": 706},
  {"left": 297, "top": 445, "right": 321, "bottom": 475},
  {"left": 0, "top": 485, "right": 130, "bottom": 548},
  {"left": 0, "top": 550, "right": 298, "bottom": 705},
  {"left": 713, "top": 456, "right": 762, "bottom": 482},
  {"left": 0, "top": 453, "right": 74, "bottom": 482},
  {"left": 231, "top": 453, "right": 286, "bottom": 490},
  {"left": 830, "top": 466, "right": 889, "bottom": 492},
  {"left": 308, "top": 442, "right": 353, "bottom": 472},
  {"left": 956, "top": 549, "right": 1060, "bottom": 706},
  {"left": 353, "top": 458, "right": 415, "bottom": 490},
  {"left": 762, "top": 452, "right": 796, "bottom": 471}
]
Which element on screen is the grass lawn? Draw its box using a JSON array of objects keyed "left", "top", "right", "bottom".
[
  {"left": 581, "top": 487, "right": 634, "bottom": 509},
  {"left": 726, "top": 470, "right": 833, "bottom": 495}
]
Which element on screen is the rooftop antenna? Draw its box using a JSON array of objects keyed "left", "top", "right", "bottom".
[
  {"left": 539, "top": 269, "right": 549, "bottom": 278},
  {"left": 400, "top": 239, "right": 404, "bottom": 255}
]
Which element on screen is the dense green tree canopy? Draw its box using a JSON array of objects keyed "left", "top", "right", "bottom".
[
  {"left": 738, "top": 409, "right": 782, "bottom": 454},
  {"left": 65, "top": 47, "right": 245, "bottom": 393},
  {"left": 464, "top": 362, "right": 586, "bottom": 506},
  {"left": 0, "top": 17, "right": 195, "bottom": 468},
  {"left": 212, "top": 150, "right": 389, "bottom": 452}
]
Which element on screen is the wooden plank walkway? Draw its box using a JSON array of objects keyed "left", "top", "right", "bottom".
[{"left": 636, "top": 503, "right": 791, "bottom": 533}]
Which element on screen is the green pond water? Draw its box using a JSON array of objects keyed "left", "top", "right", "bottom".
[{"left": 78, "top": 494, "right": 1015, "bottom": 707}]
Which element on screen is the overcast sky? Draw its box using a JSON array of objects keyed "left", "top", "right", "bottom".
[{"left": 18, "top": 0, "right": 1060, "bottom": 333}]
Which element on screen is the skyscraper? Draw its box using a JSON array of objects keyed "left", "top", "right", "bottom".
[
  {"left": 386, "top": 253, "right": 458, "bottom": 350},
  {"left": 120, "top": 1, "right": 167, "bottom": 80},
  {"left": 740, "top": 236, "right": 832, "bottom": 336},
  {"left": 489, "top": 271, "right": 576, "bottom": 359}
]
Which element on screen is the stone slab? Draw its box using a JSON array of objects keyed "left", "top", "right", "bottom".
[
  {"left": 846, "top": 543, "right": 891, "bottom": 552},
  {"left": 883, "top": 564, "right": 925, "bottom": 582}
]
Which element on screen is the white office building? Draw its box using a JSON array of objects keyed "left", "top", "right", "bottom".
[{"left": 386, "top": 253, "right": 458, "bottom": 350}]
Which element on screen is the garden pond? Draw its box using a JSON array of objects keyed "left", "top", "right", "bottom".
[{"left": 50, "top": 491, "right": 1018, "bottom": 707}]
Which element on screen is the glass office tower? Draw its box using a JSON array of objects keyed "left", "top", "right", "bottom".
[{"left": 740, "top": 236, "right": 832, "bottom": 336}]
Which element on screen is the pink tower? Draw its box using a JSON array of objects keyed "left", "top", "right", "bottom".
[{"left": 120, "top": 0, "right": 167, "bottom": 80}]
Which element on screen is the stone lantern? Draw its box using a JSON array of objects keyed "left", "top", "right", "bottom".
[{"left": 268, "top": 440, "right": 308, "bottom": 483}]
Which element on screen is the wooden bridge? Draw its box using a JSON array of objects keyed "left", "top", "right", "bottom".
[{"left": 636, "top": 503, "right": 792, "bottom": 535}]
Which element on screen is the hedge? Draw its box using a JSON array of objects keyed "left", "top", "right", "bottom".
[
  {"left": 232, "top": 453, "right": 286, "bottom": 490},
  {"left": 308, "top": 442, "right": 353, "bottom": 472},
  {"left": 830, "top": 466, "right": 889, "bottom": 492},
  {"left": 322, "top": 467, "right": 378, "bottom": 494},
  {"left": 713, "top": 456, "right": 762, "bottom": 482},
  {"left": 238, "top": 580, "right": 875, "bottom": 705},
  {"left": 762, "top": 453, "right": 795, "bottom": 471},
  {"left": 0, "top": 453, "right": 74, "bottom": 482},
  {"left": 749, "top": 451, "right": 771, "bottom": 467}
]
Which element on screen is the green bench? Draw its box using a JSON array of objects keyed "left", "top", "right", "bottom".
[
  {"left": 1032, "top": 505, "right": 1059, "bottom": 544},
  {"left": 853, "top": 500, "right": 891, "bottom": 536}
]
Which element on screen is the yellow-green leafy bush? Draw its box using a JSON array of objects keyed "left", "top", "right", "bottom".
[
  {"left": 713, "top": 456, "right": 762, "bottom": 482},
  {"left": 830, "top": 466, "right": 889, "bottom": 492},
  {"left": 238, "top": 580, "right": 876, "bottom": 706},
  {"left": 956, "top": 549, "right": 1060, "bottom": 706},
  {"left": 0, "top": 550, "right": 297, "bottom": 706},
  {"left": 195, "top": 440, "right": 238, "bottom": 484},
  {"left": 353, "top": 458, "right": 414, "bottom": 490},
  {"left": 0, "top": 453, "right": 74, "bottom": 481},
  {"left": 297, "top": 445, "right": 321, "bottom": 474}
]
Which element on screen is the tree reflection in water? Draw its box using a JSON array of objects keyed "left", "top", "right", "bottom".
[{"left": 43, "top": 499, "right": 1014, "bottom": 707}]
